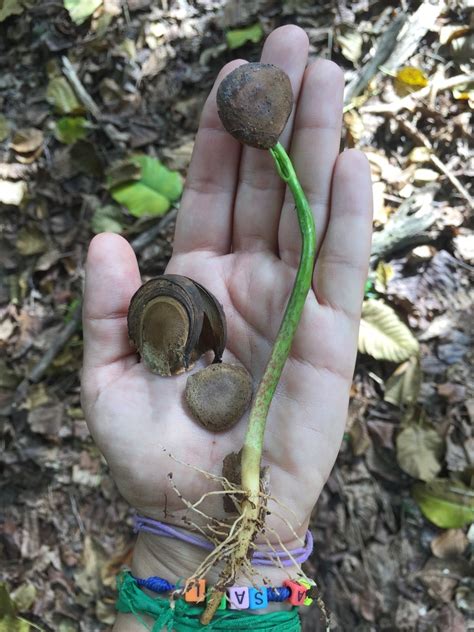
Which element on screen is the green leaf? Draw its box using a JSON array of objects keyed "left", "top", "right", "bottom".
[
  {"left": 413, "top": 479, "right": 474, "bottom": 528},
  {"left": 226, "top": 23, "right": 264, "bottom": 49},
  {"left": 396, "top": 424, "right": 443, "bottom": 481},
  {"left": 91, "top": 205, "right": 124, "bottom": 234},
  {"left": 0, "top": 615, "right": 31, "bottom": 632},
  {"left": 384, "top": 355, "right": 421, "bottom": 407},
  {"left": 359, "top": 299, "right": 419, "bottom": 362},
  {"left": 54, "top": 116, "right": 89, "bottom": 144},
  {"left": 109, "top": 155, "right": 182, "bottom": 218},
  {"left": 46, "top": 77, "right": 82, "bottom": 115},
  {"left": 0, "top": 0, "right": 24, "bottom": 22},
  {"left": 64, "top": 0, "right": 102, "bottom": 25}
]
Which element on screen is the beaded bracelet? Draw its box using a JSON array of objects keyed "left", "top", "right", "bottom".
[
  {"left": 134, "top": 514, "right": 314, "bottom": 567},
  {"left": 133, "top": 573, "right": 317, "bottom": 610}
]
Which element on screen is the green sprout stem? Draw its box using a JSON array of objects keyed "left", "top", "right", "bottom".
[
  {"left": 202, "top": 142, "right": 316, "bottom": 625},
  {"left": 241, "top": 142, "right": 316, "bottom": 493}
]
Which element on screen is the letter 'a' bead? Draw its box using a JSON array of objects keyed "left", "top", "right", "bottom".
[
  {"left": 283, "top": 579, "right": 307, "bottom": 606},
  {"left": 184, "top": 579, "right": 206, "bottom": 603},
  {"left": 227, "top": 586, "right": 249, "bottom": 609},
  {"left": 249, "top": 587, "right": 268, "bottom": 609},
  {"left": 298, "top": 578, "right": 316, "bottom": 605}
]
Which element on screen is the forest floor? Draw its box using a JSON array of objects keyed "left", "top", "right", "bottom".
[{"left": 0, "top": 1, "right": 473, "bottom": 631}]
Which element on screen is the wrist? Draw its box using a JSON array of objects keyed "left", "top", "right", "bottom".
[{"left": 131, "top": 526, "right": 309, "bottom": 594}]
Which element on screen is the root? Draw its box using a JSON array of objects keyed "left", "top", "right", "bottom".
[{"left": 160, "top": 448, "right": 329, "bottom": 626}]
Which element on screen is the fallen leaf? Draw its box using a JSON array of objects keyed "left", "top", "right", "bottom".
[
  {"left": 46, "top": 77, "right": 82, "bottom": 115},
  {"left": 10, "top": 584, "right": 36, "bottom": 611},
  {"left": 75, "top": 535, "right": 107, "bottom": 596},
  {"left": 0, "top": 180, "right": 27, "bottom": 206},
  {"left": 384, "top": 356, "right": 421, "bottom": 407},
  {"left": 437, "top": 383, "right": 466, "bottom": 403},
  {"left": 395, "top": 66, "right": 429, "bottom": 96},
  {"left": 226, "top": 23, "right": 263, "bottom": 49},
  {"left": 413, "top": 479, "right": 474, "bottom": 528},
  {"left": 431, "top": 529, "right": 468, "bottom": 559},
  {"left": 375, "top": 260, "right": 394, "bottom": 293},
  {"left": 408, "top": 146, "right": 431, "bottom": 164},
  {"left": 16, "top": 226, "right": 47, "bottom": 256},
  {"left": 54, "top": 116, "right": 90, "bottom": 144},
  {"left": 109, "top": 154, "right": 182, "bottom": 218},
  {"left": 396, "top": 424, "right": 443, "bottom": 481},
  {"left": 413, "top": 168, "right": 439, "bottom": 184},
  {"left": 10, "top": 128, "right": 43, "bottom": 154},
  {"left": 91, "top": 204, "right": 124, "bottom": 234},
  {"left": 0, "top": 0, "right": 24, "bottom": 22},
  {"left": 359, "top": 299, "right": 419, "bottom": 362},
  {"left": 64, "top": 0, "right": 102, "bottom": 25},
  {"left": 336, "top": 25, "right": 363, "bottom": 63}
]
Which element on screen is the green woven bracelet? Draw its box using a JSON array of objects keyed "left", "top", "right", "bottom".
[{"left": 116, "top": 571, "right": 301, "bottom": 631}]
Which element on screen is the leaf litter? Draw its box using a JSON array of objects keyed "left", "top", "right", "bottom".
[{"left": 0, "top": 1, "right": 472, "bottom": 630}]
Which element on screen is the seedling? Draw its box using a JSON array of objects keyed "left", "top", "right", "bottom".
[{"left": 127, "top": 62, "right": 317, "bottom": 624}]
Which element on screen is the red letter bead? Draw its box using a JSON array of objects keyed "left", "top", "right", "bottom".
[
  {"left": 227, "top": 586, "right": 249, "bottom": 609},
  {"left": 283, "top": 579, "right": 307, "bottom": 606},
  {"left": 249, "top": 587, "right": 268, "bottom": 609},
  {"left": 184, "top": 578, "right": 206, "bottom": 603},
  {"left": 298, "top": 578, "right": 316, "bottom": 605}
]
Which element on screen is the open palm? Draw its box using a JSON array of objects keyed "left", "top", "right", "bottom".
[{"left": 81, "top": 26, "right": 372, "bottom": 550}]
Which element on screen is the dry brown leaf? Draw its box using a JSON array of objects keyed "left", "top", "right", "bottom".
[
  {"left": 396, "top": 424, "right": 443, "bottom": 481},
  {"left": 431, "top": 529, "right": 468, "bottom": 559},
  {"left": 384, "top": 356, "right": 421, "bottom": 407},
  {"left": 10, "top": 128, "right": 43, "bottom": 154}
]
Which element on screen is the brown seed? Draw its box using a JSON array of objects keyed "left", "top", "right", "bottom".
[
  {"left": 216, "top": 63, "right": 293, "bottom": 149},
  {"left": 185, "top": 363, "right": 253, "bottom": 432}
]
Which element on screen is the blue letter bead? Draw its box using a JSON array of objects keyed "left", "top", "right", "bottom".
[
  {"left": 249, "top": 587, "right": 268, "bottom": 609},
  {"left": 227, "top": 586, "right": 249, "bottom": 609}
]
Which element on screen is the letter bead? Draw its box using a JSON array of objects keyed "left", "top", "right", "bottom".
[
  {"left": 184, "top": 578, "right": 206, "bottom": 603},
  {"left": 227, "top": 586, "right": 249, "bottom": 609},
  {"left": 283, "top": 579, "right": 307, "bottom": 606},
  {"left": 298, "top": 578, "right": 316, "bottom": 606},
  {"left": 249, "top": 587, "right": 268, "bottom": 610}
]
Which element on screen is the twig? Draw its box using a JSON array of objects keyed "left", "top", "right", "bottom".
[
  {"left": 62, "top": 56, "right": 101, "bottom": 119},
  {"left": 344, "top": 13, "right": 406, "bottom": 104},
  {"left": 360, "top": 73, "right": 474, "bottom": 114},
  {"left": 399, "top": 119, "right": 474, "bottom": 209},
  {"left": 129, "top": 207, "right": 178, "bottom": 251},
  {"left": 383, "top": 0, "right": 446, "bottom": 72}
]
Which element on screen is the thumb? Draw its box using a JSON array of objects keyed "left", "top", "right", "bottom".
[{"left": 82, "top": 233, "right": 141, "bottom": 390}]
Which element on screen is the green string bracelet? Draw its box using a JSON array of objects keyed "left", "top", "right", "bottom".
[{"left": 116, "top": 571, "right": 301, "bottom": 631}]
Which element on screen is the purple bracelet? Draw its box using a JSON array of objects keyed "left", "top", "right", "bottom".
[{"left": 134, "top": 514, "right": 313, "bottom": 567}]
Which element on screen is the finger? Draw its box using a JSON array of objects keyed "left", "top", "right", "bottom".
[
  {"left": 173, "top": 60, "right": 245, "bottom": 256},
  {"left": 278, "top": 59, "right": 344, "bottom": 266},
  {"left": 83, "top": 233, "right": 141, "bottom": 374},
  {"left": 314, "top": 149, "right": 373, "bottom": 317},
  {"left": 232, "top": 25, "right": 309, "bottom": 253}
]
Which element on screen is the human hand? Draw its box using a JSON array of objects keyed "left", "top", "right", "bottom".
[{"left": 81, "top": 24, "right": 372, "bottom": 623}]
